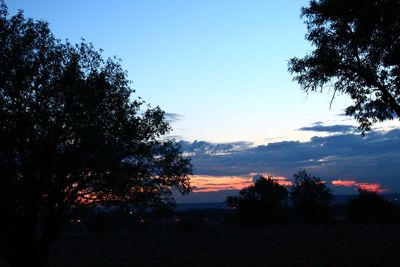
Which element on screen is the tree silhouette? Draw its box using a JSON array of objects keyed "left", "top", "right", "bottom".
[
  {"left": 227, "top": 176, "right": 288, "bottom": 224},
  {"left": 346, "top": 188, "right": 398, "bottom": 223},
  {"left": 289, "top": 0, "right": 400, "bottom": 132},
  {"left": 0, "top": 4, "right": 191, "bottom": 266},
  {"left": 290, "top": 170, "right": 332, "bottom": 222}
]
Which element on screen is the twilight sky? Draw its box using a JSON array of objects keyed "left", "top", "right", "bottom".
[
  {"left": 8, "top": 1, "right": 400, "bottom": 200},
  {"left": 9, "top": 0, "right": 354, "bottom": 143}
]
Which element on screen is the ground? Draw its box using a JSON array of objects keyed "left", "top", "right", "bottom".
[
  {"left": 45, "top": 223, "right": 400, "bottom": 266},
  {"left": 1, "top": 208, "right": 399, "bottom": 267}
]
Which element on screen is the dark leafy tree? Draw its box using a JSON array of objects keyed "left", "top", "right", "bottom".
[
  {"left": 290, "top": 170, "right": 332, "bottom": 221},
  {"left": 346, "top": 188, "right": 398, "bottom": 223},
  {"left": 288, "top": 0, "right": 400, "bottom": 132},
  {"left": 227, "top": 176, "right": 288, "bottom": 224},
  {"left": 0, "top": 4, "right": 192, "bottom": 267}
]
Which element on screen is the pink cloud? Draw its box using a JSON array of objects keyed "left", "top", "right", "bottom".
[
  {"left": 331, "top": 179, "right": 386, "bottom": 193},
  {"left": 331, "top": 180, "right": 357, "bottom": 187},
  {"left": 190, "top": 175, "right": 253, "bottom": 193},
  {"left": 273, "top": 177, "right": 293, "bottom": 186},
  {"left": 190, "top": 174, "right": 293, "bottom": 193},
  {"left": 357, "top": 183, "right": 387, "bottom": 193}
]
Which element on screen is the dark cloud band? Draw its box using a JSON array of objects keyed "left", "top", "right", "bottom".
[{"left": 183, "top": 128, "right": 400, "bottom": 194}]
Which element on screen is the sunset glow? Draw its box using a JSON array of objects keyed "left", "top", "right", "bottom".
[
  {"left": 331, "top": 180, "right": 358, "bottom": 187},
  {"left": 190, "top": 175, "right": 387, "bottom": 194},
  {"left": 190, "top": 175, "right": 253, "bottom": 192},
  {"left": 271, "top": 176, "right": 293, "bottom": 186},
  {"left": 357, "top": 183, "right": 387, "bottom": 193},
  {"left": 190, "top": 174, "right": 293, "bottom": 192},
  {"left": 331, "top": 179, "right": 386, "bottom": 193}
]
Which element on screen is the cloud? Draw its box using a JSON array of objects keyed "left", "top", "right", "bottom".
[
  {"left": 190, "top": 175, "right": 252, "bottom": 193},
  {"left": 251, "top": 173, "right": 292, "bottom": 186},
  {"left": 178, "top": 140, "right": 252, "bottom": 156},
  {"left": 185, "top": 173, "right": 293, "bottom": 200},
  {"left": 356, "top": 183, "right": 387, "bottom": 193},
  {"left": 299, "top": 124, "right": 358, "bottom": 133},
  {"left": 332, "top": 180, "right": 387, "bottom": 193},
  {"left": 331, "top": 180, "right": 357, "bottom": 187},
  {"left": 273, "top": 177, "right": 293, "bottom": 186},
  {"left": 164, "top": 135, "right": 185, "bottom": 141},
  {"left": 165, "top": 113, "right": 183, "bottom": 122},
  {"left": 185, "top": 128, "right": 400, "bottom": 194}
]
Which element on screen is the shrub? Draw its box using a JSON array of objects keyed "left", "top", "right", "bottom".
[
  {"left": 290, "top": 170, "right": 333, "bottom": 222},
  {"left": 346, "top": 189, "right": 398, "bottom": 223},
  {"left": 227, "top": 176, "right": 288, "bottom": 224}
]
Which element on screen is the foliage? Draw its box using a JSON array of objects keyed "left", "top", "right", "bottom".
[
  {"left": 346, "top": 189, "right": 398, "bottom": 223},
  {"left": 227, "top": 176, "right": 288, "bottom": 224},
  {"left": 288, "top": 0, "right": 400, "bottom": 132},
  {"left": 0, "top": 3, "right": 191, "bottom": 266},
  {"left": 290, "top": 170, "right": 333, "bottom": 221}
]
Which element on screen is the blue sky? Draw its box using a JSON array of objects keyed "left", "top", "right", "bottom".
[
  {"left": 8, "top": 1, "right": 400, "bottom": 199},
  {"left": 9, "top": 0, "right": 358, "bottom": 143}
]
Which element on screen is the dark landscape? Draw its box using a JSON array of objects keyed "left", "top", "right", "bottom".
[
  {"left": 2, "top": 0, "right": 400, "bottom": 266},
  {"left": 49, "top": 203, "right": 400, "bottom": 267}
]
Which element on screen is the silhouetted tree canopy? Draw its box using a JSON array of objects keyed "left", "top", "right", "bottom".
[
  {"left": 346, "top": 189, "right": 398, "bottom": 223},
  {"left": 227, "top": 176, "right": 288, "bottom": 224},
  {"left": 0, "top": 3, "right": 191, "bottom": 266},
  {"left": 290, "top": 170, "right": 332, "bottom": 221},
  {"left": 289, "top": 0, "right": 400, "bottom": 131}
]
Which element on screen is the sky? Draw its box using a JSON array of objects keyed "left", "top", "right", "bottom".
[
  {"left": 8, "top": 1, "right": 400, "bottom": 201},
  {"left": 8, "top": 0, "right": 354, "bottom": 144}
]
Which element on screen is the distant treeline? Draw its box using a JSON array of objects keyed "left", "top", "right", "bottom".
[{"left": 225, "top": 170, "right": 399, "bottom": 225}]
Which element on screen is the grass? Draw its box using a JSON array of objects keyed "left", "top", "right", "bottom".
[{"left": 47, "top": 221, "right": 400, "bottom": 267}]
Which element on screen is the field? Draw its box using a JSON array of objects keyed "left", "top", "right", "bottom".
[
  {"left": 1, "top": 207, "right": 400, "bottom": 267},
  {"left": 44, "top": 216, "right": 400, "bottom": 267}
]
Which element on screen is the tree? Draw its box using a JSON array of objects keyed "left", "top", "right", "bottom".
[
  {"left": 227, "top": 176, "right": 288, "bottom": 224},
  {"left": 290, "top": 170, "right": 332, "bottom": 221},
  {"left": 0, "top": 4, "right": 192, "bottom": 267},
  {"left": 346, "top": 188, "right": 398, "bottom": 223},
  {"left": 288, "top": 0, "right": 400, "bottom": 132}
]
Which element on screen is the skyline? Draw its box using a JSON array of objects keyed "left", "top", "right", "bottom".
[{"left": 8, "top": 1, "right": 400, "bottom": 199}]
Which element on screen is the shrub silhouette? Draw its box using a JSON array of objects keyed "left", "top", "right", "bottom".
[
  {"left": 227, "top": 176, "right": 288, "bottom": 224},
  {"left": 346, "top": 189, "right": 398, "bottom": 223},
  {"left": 290, "top": 170, "right": 333, "bottom": 222}
]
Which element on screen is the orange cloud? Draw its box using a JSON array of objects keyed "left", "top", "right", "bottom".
[
  {"left": 331, "top": 179, "right": 386, "bottom": 193},
  {"left": 248, "top": 173, "right": 292, "bottom": 186},
  {"left": 357, "top": 183, "right": 387, "bottom": 193},
  {"left": 190, "top": 175, "right": 253, "bottom": 193},
  {"left": 272, "top": 177, "right": 293, "bottom": 186},
  {"left": 331, "top": 180, "right": 357, "bottom": 187},
  {"left": 190, "top": 174, "right": 293, "bottom": 193},
  {"left": 192, "top": 176, "right": 387, "bottom": 194}
]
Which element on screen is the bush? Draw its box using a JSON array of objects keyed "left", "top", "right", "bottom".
[
  {"left": 227, "top": 176, "right": 288, "bottom": 225},
  {"left": 290, "top": 170, "right": 333, "bottom": 222},
  {"left": 346, "top": 189, "right": 398, "bottom": 224}
]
